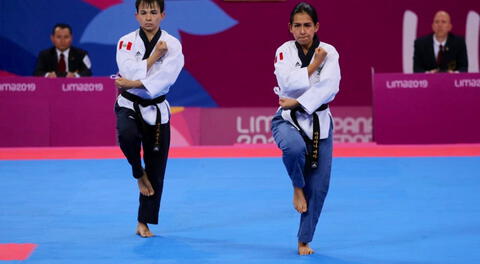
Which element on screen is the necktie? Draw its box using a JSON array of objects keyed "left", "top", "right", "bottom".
[
  {"left": 57, "top": 53, "right": 66, "bottom": 73},
  {"left": 436, "top": 45, "right": 444, "bottom": 66}
]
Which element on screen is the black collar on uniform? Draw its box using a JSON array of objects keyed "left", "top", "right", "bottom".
[
  {"left": 139, "top": 27, "right": 162, "bottom": 60},
  {"left": 295, "top": 35, "right": 320, "bottom": 68}
]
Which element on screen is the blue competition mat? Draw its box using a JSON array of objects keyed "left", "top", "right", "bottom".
[{"left": 1, "top": 157, "right": 479, "bottom": 264}]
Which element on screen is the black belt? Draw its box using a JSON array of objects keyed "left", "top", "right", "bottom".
[
  {"left": 121, "top": 91, "right": 166, "bottom": 152},
  {"left": 289, "top": 104, "right": 328, "bottom": 169}
]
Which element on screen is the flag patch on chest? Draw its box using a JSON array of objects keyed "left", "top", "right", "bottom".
[{"left": 119, "top": 41, "right": 133, "bottom": 51}]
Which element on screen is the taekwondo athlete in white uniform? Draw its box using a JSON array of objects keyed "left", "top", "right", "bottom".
[
  {"left": 271, "top": 2, "right": 341, "bottom": 255},
  {"left": 113, "top": 0, "right": 184, "bottom": 238}
]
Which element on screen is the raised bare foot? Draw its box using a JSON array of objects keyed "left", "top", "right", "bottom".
[
  {"left": 298, "top": 241, "right": 314, "bottom": 255},
  {"left": 137, "top": 172, "right": 154, "bottom": 196},
  {"left": 136, "top": 222, "right": 154, "bottom": 238},
  {"left": 293, "top": 187, "right": 307, "bottom": 213}
]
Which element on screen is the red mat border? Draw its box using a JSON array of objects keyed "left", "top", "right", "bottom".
[
  {"left": 0, "top": 143, "right": 479, "bottom": 160},
  {"left": 0, "top": 243, "right": 37, "bottom": 261}
]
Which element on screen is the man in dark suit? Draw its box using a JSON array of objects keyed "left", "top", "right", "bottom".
[
  {"left": 34, "top": 23, "right": 92, "bottom": 77},
  {"left": 414, "top": 11, "right": 468, "bottom": 73}
]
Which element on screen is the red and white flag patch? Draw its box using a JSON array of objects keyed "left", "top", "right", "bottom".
[
  {"left": 275, "top": 52, "right": 284, "bottom": 64},
  {"left": 119, "top": 41, "right": 133, "bottom": 51}
]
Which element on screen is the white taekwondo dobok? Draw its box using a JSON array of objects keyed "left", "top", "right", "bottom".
[
  {"left": 116, "top": 29, "right": 184, "bottom": 125},
  {"left": 274, "top": 40, "right": 341, "bottom": 140}
]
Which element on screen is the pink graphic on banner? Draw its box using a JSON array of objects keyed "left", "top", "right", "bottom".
[
  {"left": 333, "top": 107, "right": 372, "bottom": 143},
  {"left": 83, "top": 0, "right": 122, "bottom": 10},
  {"left": 170, "top": 107, "right": 202, "bottom": 146},
  {"left": 0, "top": 71, "right": 17, "bottom": 77},
  {"left": 170, "top": 107, "right": 195, "bottom": 146}
]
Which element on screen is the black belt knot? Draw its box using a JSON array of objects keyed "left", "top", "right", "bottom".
[
  {"left": 289, "top": 104, "right": 328, "bottom": 169},
  {"left": 121, "top": 91, "right": 166, "bottom": 152}
]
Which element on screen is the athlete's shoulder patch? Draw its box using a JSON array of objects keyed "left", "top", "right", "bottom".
[{"left": 118, "top": 40, "right": 133, "bottom": 51}]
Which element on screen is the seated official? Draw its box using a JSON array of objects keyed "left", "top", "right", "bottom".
[
  {"left": 34, "top": 23, "right": 92, "bottom": 78},
  {"left": 413, "top": 11, "right": 468, "bottom": 73}
]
